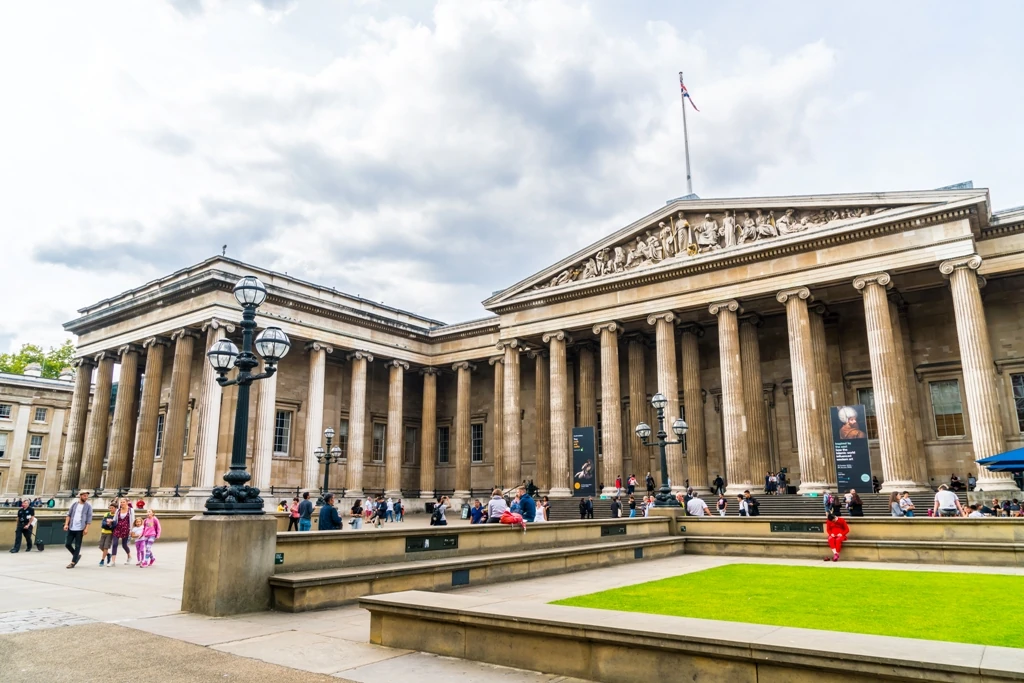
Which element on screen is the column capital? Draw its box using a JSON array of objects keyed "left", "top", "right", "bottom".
[
  {"left": 573, "top": 340, "right": 597, "bottom": 354},
  {"left": 71, "top": 356, "right": 96, "bottom": 369},
  {"left": 527, "top": 349, "right": 548, "bottom": 360},
  {"left": 939, "top": 254, "right": 983, "bottom": 276},
  {"left": 708, "top": 299, "right": 742, "bottom": 316},
  {"left": 739, "top": 312, "right": 764, "bottom": 328},
  {"left": 496, "top": 338, "right": 524, "bottom": 352},
  {"left": 142, "top": 336, "right": 171, "bottom": 349},
  {"left": 646, "top": 311, "right": 677, "bottom": 326},
  {"left": 347, "top": 350, "right": 374, "bottom": 363},
  {"left": 592, "top": 321, "right": 623, "bottom": 336},
  {"left": 809, "top": 301, "right": 830, "bottom": 317},
  {"left": 678, "top": 322, "right": 704, "bottom": 338},
  {"left": 420, "top": 366, "right": 442, "bottom": 376},
  {"left": 305, "top": 341, "right": 334, "bottom": 354},
  {"left": 452, "top": 361, "right": 477, "bottom": 372},
  {"left": 488, "top": 355, "right": 504, "bottom": 366},
  {"left": 116, "top": 343, "right": 144, "bottom": 357},
  {"left": 202, "top": 318, "right": 236, "bottom": 334},
  {"left": 852, "top": 272, "right": 892, "bottom": 292},
  {"left": 541, "top": 330, "right": 572, "bottom": 344},
  {"left": 776, "top": 287, "right": 812, "bottom": 304},
  {"left": 623, "top": 331, "right": 653, "bottom": 347},
  {"left": 92, "top": 351, "right": 118, "bottom": 363},
  {"left": 385, "top": 359, "right": 410, "bottom": 371},
  {"left": 170, "top": 328, "right": 201, "bottom": 341}
]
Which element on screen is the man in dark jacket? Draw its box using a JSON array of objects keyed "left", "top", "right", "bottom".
[
  {"left": 10, "top": 499, "right": 34, "bottom": 552},
  {"left": 297, "top": 492, "right": 314, "bottom": 531},
  {"left": 518, "top": 485, "right": 536, "bottom": 523},
  {"left": 318, "top": 493, "right": 342, "bottom": 531}
]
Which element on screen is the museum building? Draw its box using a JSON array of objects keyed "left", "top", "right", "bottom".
[{"left": 40, "top": 187, "right": 1024, "bottom": 503}]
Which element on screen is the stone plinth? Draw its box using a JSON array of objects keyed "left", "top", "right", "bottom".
[{"left": 181, "top": 514, "right": 277, "bottom": 617}]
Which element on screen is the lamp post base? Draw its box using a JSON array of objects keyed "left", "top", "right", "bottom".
[{"left": 204, "top": 483, "right": 265, "bottom": 515}]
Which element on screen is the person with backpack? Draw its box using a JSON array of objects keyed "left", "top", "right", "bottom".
[
  {"left": 744, "top": 490, "right": 760, "bottom": 516},
  {"left": 430, "top": 496, "right": 450, "bottom": 526}
]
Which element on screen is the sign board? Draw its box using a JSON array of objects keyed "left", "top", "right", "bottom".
[
  {"left": 405, "top": 535, "right": 459, "bottom": 553},
  {"left": 571, "top": 427, "right": 597, "bottom": 497},
  {"left": 771, "top": 522, "right": 823, "bottom": 533},
  {"left": 460, "top": 504, "right": 470, "bottom": 520},
  {"left": 831, "top": 405, "right": 873, "bottom": 493},
  {"left": 274, "top": 552, "right": 284, "bottom": 565}
]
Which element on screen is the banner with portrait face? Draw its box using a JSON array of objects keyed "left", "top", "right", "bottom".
[
  {"left": 831, "top": 405, "right": 872, "bottom": 493},
  {"left": 571, "top": 427, "right": 596, "bottom": 497}
]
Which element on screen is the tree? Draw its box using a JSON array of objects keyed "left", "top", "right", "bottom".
[{"left": 0, "top": 340, "right": 77, "bottom": 379}]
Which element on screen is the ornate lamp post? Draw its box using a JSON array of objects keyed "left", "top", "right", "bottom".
[
  {"left": 314, "top": 427, "right": 343, "bottom": 505},
  {"left": 635, "top": 392, "right": 688, "bottom": 507},
  {"left": 204, "top": 275, "right": 291, "bottom": 514}
]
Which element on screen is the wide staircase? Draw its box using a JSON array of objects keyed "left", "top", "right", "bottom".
[{"left": 546, "top": 491, "right": 963, "bottom": 520}]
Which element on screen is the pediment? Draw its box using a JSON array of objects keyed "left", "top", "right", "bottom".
[{"left": 484, "top": 189, "right": 989, "bottom": 311}]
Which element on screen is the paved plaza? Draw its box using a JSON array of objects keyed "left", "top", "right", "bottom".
[{"left": 2, "top": 525, "right": 1022, "bottom": 683}]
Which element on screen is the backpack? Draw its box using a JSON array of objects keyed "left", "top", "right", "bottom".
[
  {"left": 748, "top": 497, "right": 760, "bottom": 516},
  {"left": 429, "top": 507, "right": 443, "bottom": 525}
]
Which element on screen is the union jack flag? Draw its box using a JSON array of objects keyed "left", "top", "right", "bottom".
[{"left": 679, "top": 75, "right": 699, "bottom": 112}]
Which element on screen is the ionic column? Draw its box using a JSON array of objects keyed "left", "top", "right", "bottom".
[
  {"left": 451, "top": 362, "right": 474, "bottom": 499},
  {"left": 679, "top": 324, "right": 708, "bottom": 492},
  {"left": 130, "top": 338, "right": 168, "bottom": 492},
  {"left": 887, "top": 297, "right": 925, "bottom": 484},
  {"left": 593, "top": 322, "right": 623, "bottom": 495},
  {"left": 59, "top": 357, "right": 96, "bottom": 493},
  {"left": 739, "top": 314, "right": 771, "bottom": 485},
  {"left": 577, "top": 342, "right": 598, "bottom": 430},
  {"left": 625, "top": 333, "right": 650, "bottom": 482},
  {"left": 890, "top": 295, "right": 928, "bottom": 481},
  {"left": 647, "top": 312, "right": 685, "bottom": 492},
  {"left": 420, "top": 367, "right": 440, "bottom": 500},
  {"left": 301, "top": 342, "right": 332, "bottom": 491},
  {"left": 709, "top": 300, "right": 751, "bottom": 494},
  {"left": 191, "top": 321, "right": 234, "bottom": 493},
  {"left": 530, "top": 350, "right": 551, "bottom": 492},
  {"left": 159, "top": 329, "right": 199, "bottom": 490},
  {"left": 500, "top": 340, "right": 522, "bottom": 487},
  {"left": 489, "top": 356, "right": 504, "bottom": 488},
  {"left": 809, "top": 304, "right": 837, "bottom": 486},
  {"left": 853, "top": 273, "right": 925, "bottom": 490},
  {"left": 251, "top": 359, "right": 278, "bottom": 490},
  {"left": 543, "top": 331, "right": 572, "bottom": 496},
  {"left": 940, "top": 256, "right": 1019, "bottom": 491},
  {"left": 79, "top": 353, "right": 116, "bottom": 490},
  {"left": 384, "top": 359, "right": 409, "bottom": 498},
  {"left": 345, "top": 351, "right": 373, "bottom": 497},
  {"left": 105, "top": 344, "right": 142, "bottom": 491}
]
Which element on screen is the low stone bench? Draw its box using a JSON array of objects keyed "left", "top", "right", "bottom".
[
  {"left": 270, "top": 535, "right": 685, "bottom": 612},
  {"left": 682, "top": 534, "right": 1024, "bottom": 566},
  {"left": 360, "top": 591, "right": 1024, "bottom": 683}
]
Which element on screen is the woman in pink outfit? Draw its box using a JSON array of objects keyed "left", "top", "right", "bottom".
[{"left": 139, "top": 509, "right": 162, "bottom": 567}]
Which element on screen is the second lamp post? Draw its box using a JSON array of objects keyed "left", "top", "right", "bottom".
[
  {"left": 635, "top": 392, "right": 688, "bottom": 507},
  {"left": 314, "top": 427, "right": 343, "bottom": 506}
]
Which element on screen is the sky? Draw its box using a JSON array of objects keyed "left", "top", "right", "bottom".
[{"left": 2, "top": 0, "right": 1022, "bottom": 352}]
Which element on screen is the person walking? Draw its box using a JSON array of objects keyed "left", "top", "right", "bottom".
[
  {"left": 97, "top": 503, "right": 117, "bottom": 565},
  {"left": 385, "top": 497, "right": 395, "bottom": 522},
  {"left": 609, "top": 496, "right": 622, "bottom": 519},
  {"left": 139, "top": 509, "right": 161, "bottom": 566},
  {"left": 824, "top": 513, "right": 850, "bottom": 562},
  {"left": 9, "top": 498, "right": 35, "bottom": 553},
  {"left": 933, "top": 484, "right": 964, "bottom": 517},
  {"left": 349, "top": 499, "right": 363, "bottom": 529},
  {"left": 394, "top": 498, "right": 404, "bottom": 522},
  {"left": 712, "top": 474, "right": 725, "bottom": 496},
  {"left": 109, "top": 499, "right": 135, "bottom": 566},
  {"left": 63, "top": 490, "right": 93, "bottom": 568},
  {"left": 627, "top": 474, "right": 637, "bottom": 495},
  {"left": 297, "top": 492, "right": 314, "bottom": 531},
  {"left": 287, "top": 497, "right": 300, "bottom": 532},
  {"left": 716, "top": 494, "right": 728, "bottom": 516},
  {"left": 487, "top": 488, "right": 509, "bottom": 524},
  {"left": 431, "top": 496, "right": 450, "bottom": 526},
  {"left": 848, "top": 490, "right": 864, "bottom": 517},
  {"left": 615, "top": 475, "right": 623, "bottom": 494},
  {"left": 645, "top": 472, "right": 656, "bottom": 495},
  {"left": 585, "top": 496, "right": 595, "bottom": 519},
  {"left": 685, "top": 493, "right": 710, "bottom": 517},
  {"left": 130, "top": 517, "right": 145, "bottom": 566},
  {"left": 737, "top": 494, "right": 750, "bottom": 516},
  {"left": 318, "top": 493, "right": 343, "bottom": 530},
  {"left": 777, "top": 470, "right": 787, "bottom": 495},
  {"left": 628, "top": 495, "right": 637, "bottom": 517}
]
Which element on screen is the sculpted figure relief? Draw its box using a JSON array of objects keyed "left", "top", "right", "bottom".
[{"left": 534, "top": 204, "right": 890, "bottom": 290}]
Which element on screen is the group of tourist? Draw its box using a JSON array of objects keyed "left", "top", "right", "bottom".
[
  {"left": 2, "top": 497, "right": 51, "bottom": 508},
  {"left": 467, "top": 486, "right": 547, "bottom": 524},
  {"left": 762, "top": 471, "right": 788, "bottom": 495},
  {"left": 704, "top": 490, "right": 762, "bottom": 516}
]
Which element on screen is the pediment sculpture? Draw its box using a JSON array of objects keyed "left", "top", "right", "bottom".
[{"left": 537, "top": 206, "right": 888, "bottom": 290}]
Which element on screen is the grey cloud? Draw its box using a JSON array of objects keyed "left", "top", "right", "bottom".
[
  {"left": 166, "top": 0, "right": 203, "bottom": 17},
  {"left": 256, "top": 0, "right": 297, "bottom": 9},
  {"left": 148, "top": 128, "right": 194, "bottom": 156}
]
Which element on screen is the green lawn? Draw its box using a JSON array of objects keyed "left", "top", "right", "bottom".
[{"left": 552, "top": 564, "right": 1023, "bottom": 648}]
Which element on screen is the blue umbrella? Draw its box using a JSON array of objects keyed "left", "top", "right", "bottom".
[{"left": 976, "top": 447, "right": 1024, "bottom": 472}]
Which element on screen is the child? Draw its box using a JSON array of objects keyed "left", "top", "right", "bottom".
[
  {"left": 99, "top": 503, "right": 117, "bottom": 566},
  {"left": 130, "top": 518, "right": 145, "bottom": 566},
  {"left": 140, "top": 509, "right": 162, "bottom": 567}
]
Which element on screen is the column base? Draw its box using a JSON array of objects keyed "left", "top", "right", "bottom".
[
  {"left": 724, "top": 484, "right": 752, "bottom": 496},
  {"left": 600, "top": 486, "right": 622, "bottom": 497},
  {"left": 452, "top": 490, "right": 470, "bottom": 501},
  {"left": 156, "top": 486, "right": 189, "bottom": 498},
  {"left": 796, "top": 482, "right": 831, "bottom": 495},
  {"left": 975, "top": 478, "right": 1021, "bottom": 494},
  {"left": 384, "top": 489, "right": 401, "bottom": 499},
  {"left": 419, "top": 490, "right": 435, "bottom": 501},
  {"left": 879, "top": 481, "right": 932, "bottom": 494},
  {"left": 548, "top": 487, "right": 572, "bottom": 498},
  {"left": 185, "top": 487, "right": 213, "bottom": 498},
  {"left": 346, "top": 490, "right": 364, "bottom": 501},
  {"left": 689, "top": 486, "right": 712, "bottom": 497}
]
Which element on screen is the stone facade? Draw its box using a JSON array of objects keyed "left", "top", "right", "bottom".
[{"left": 46, "top": 188, "right": 1024, "bottom": 502}]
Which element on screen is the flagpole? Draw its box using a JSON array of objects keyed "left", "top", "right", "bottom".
[{"left": 679, "top": 70, "right": 693, "bottom": 196}]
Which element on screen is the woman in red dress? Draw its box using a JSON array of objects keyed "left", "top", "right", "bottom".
[{"left": 824, "top": 513, "right": 849, "bottom": 562}]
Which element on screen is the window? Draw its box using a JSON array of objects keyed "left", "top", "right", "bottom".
[
  {"left": 154, "top": 413, "right": 165, "bottom": 459},
  {"left": 930, "top": 380, "right": 966, "bottom": 438},
  {"left": 22, "top": 472, "right": 37, "bottom": 496},
  {"left": 1012, "top": 374, "right": 1024, "bottom": 432},
  {"left": 273, "top": 410, "right": 292, "bottom": 456},
  {"left": 856, "top": 388, "right": 879, "bottom": 440},
  {"left": 471, "top": 423, "right": 484, "bottom": 463},
  {"left": 34, "top": 407, "right": 47, "bottom": 422},
  {"left": 0, "top": 404, "right": 10, "bottom": 419},
  {"left": 337, "top": 419, "right": 349, "bottom": 460},
  {"left": 372, "top": 423, "right": 386, "bottom": 463},
  {"left": 0, "top": 432, "right": 7, "bottom": 458},
  {"left": 437, "top": 426, "right": 450, "bottom": 464},
  {"left": 404, "top": 426, "right": 418, "bottom": 465},
  {"left": 28, "top": 435, "right": 43, "bottom": 460}
]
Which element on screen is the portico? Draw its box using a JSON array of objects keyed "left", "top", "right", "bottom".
[{"left": 48, "top": 188, "right": 1024, "bottom": 504}]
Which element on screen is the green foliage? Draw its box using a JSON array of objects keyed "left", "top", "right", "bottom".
[
  {"left": 0, "top": 340, "right": 77, "bottom": 379},
  {"left": 552, "top": 564, "right": 1023, "bottom": 648}
]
